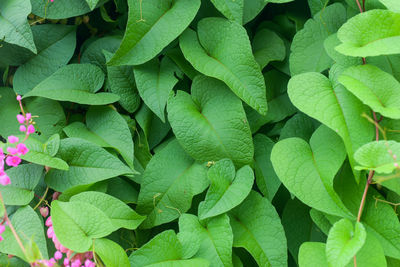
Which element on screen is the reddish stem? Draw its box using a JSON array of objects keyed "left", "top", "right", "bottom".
[{"left": 355, "top": 0, "right": 363, "bottom": 13}]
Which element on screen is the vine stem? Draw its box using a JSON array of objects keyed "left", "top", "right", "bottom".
[{"left": 0, "top": 191, "right": 27, "bottom": 257}]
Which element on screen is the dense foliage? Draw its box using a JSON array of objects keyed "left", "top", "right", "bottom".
[{"left": 1, "top": 0, "right": 400, "bottom": 266}]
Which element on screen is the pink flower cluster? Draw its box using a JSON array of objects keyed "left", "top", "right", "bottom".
[
  {"left": 0, "top": 95, "right": 34, "bottom": 186},
  {"left": 42, "top": 210, "right": 96, "bottom": 267},
  {"left": 0, "top": 224, "right": 5, "bottom": 241}
]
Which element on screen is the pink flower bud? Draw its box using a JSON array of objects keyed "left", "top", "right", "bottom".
[
  {"left": 17, "top": 114, "right": 25, "bottom": 124},
  {"left": 47, "top": 226, "right": 54, "bottom": 239},
  {"left": 60, "top": 245, "right": 68, "bottom": 253},
  {"left": 52, "top": 192, "right": 61, "bottom": 200},
  {"left": 54, "top": 251, "right": 63, "bottom": 260},
  {"left": 85, "top": 259, "right": 92, "bottom": 267},
  {"left": 8, "top": 136, "right": 19, "bottom": 144},
  {"left": 7, "top": 147, "right": 18, "bottom": 155},
  {"left": 16, "top": 95, "right": 22, "bottom": 101},
  {"left": 0, "top": 224, "right": 5, "bottom": 234},
  {"left": 45, "top": 216, "right": 52, "bottom": 227},
  {"left": 0, "top": 236, "right": 3, "bottom": 242},
  {"left": 25, "top": 113, "right": 32, "bottom": 120},
  {"left": 6, "top": 156, "right": 21, "bottom": 167},
  {"left": 71, "top": 259, "right": 81, "bottom": 267},
  {"left": 0, "top": 173, "right": 10, "bottom": 186},
  {"left": 16, "top": 143, "right": 29, "bottom": 155},
  {"left": 40, "top": 206, "right": 49, "bottom": 218},
  {"left": 19, "top": 125, "right": 27, "bottom": 132},
  {"left": 0, "top": 148, "right": 3, "bottom": 155},
  {"left": 27, "top": 125, "right": 35, "bottom": 134},
  {"left": 64, "top": 258, "right": 70, "bottom": 266}
]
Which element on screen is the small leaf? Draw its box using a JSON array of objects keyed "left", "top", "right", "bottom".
[
  {"left": 94, "top": 238, "right": 130, "bottom": 267},
  {"left": 44, "top": 134, "right": 60, "bottom": 157},
  {"left": 198, "top": 159, "right": 254, "bottom": 220},
  {"left": 70, "top": 191, "right": 146, "bottom": 230},
  {"left": 167, "top": 76, "right": 254, "bottom": 167},
  {"left": 179, "top": 18, "right": 267, "bottom": 115},
  {"left": 45, "top": 138, "right": 133, "bottom": 192},
  {"left": 336, "top": 10, "right": 400, "bottom": 57},
  {"left": 326, "top": 219, "right": 366, "bottom": 267},
  {"left": 51, "top": 200, "right": 115, "bottom": 252},
  {"left": 23, "top": 64, "right": 120, "bottom": 105},
  {"left": 210, "top": 0, "right": 244, "bottom": 24},
  {"left": 339, "top": 64, "right": 400, "bottom": 119},
  {"left": 229, "top": 191, "right": 287, "bottom": 267},
  {"left": 31, "top": 0, "right": 92, "bottom": 19},
  {"left": 108, "top": 0, "right": 201, "bottom": 66},
  {"left": 252, "top": 28, "right": 286, "bottom": 70},
  {"left": 63, "top": 122, "right": 109, "bottom": 148},
  {"left": 299, "top": 242, "right": 329, "bottom": 267}
]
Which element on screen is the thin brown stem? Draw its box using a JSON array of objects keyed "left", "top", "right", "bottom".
[{"left": 355, "top": 0, "right": 364, "bottom": 13}]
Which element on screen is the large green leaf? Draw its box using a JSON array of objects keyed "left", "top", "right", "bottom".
[
  {"left": 326, "top": 219, "right": 366, "bottom": 267},
  {"left": 134, "top": 57, "right": 181, "bottom": 122},
  {"left": 339, "top": 64, "right": 400, "bottom": 119},
  {"left": 179, "top": 214, "right": 233, "bottom": 267},
  {"left": 129, "top": 230, "right": 209, "bottom": 266},
  {"left": 103, "top": 50, "right": 140, "bottom": 113},
  {"left": 379, "top": 0, "right": 400, "bottom": 12},
  {"left": 336, "top": 10, "right": 400, "bottom": 57},
  {"left": 63, "top": 122, "right": 109, "bottom": 147},
  {"left": 108, "top": 0, "right": 200, "bottom": 66},
  {"left": 0, "top": 0, "right": 36, "bottom": 53},
  {"left": 287, "top": 67, "right": 374, "bottom": 181},
  {"left": 31, "top": 0, "right": 93, "bottom": 19},
  {"left": 51, "top": 200, "right": 115, "bottom": 252},
  {"left": 45, "top": 138, "right": 133, "bottom": 192},
  {"left": 229, "top": 191, "right": 287, "bottom": 267},
  {"left": 70, "top": 191, "right": 145, "bottom": 230},
  {"left": 350, "top": 232, "right": 387, "bottom": 267},
  {"left": 289, "top": 3, "right": 346, "bottom": 75},
  {"left": 354, "top": 140, "right": 400, "bottom": 174},
  {"left": 179, "top": 18, "right": 267, "bottom": 115},
  {"left": 253, "top": 134, "right": 281, "bottom": 200},
  {"left": 167, "top": 76, "right": 254, "bottom": 167},
  {"left": 23, "top": 64, "right": 119, "bottom": 105},
  {"left": 252, "top": 28, "right": 286, "bottom": 70},
  {"left": 198, "top": 159, "right": 254, "bottom": 220},
  {"left": 298, "top": 242, "right": 329, "bottom": 267},
  {"left": 86, "top": 106, "right": 135, "bottom": 170},
  {"left": 210, "top": 0, "right": 243, "bottom": 23},
  {"left": 271, "top": 125, "right": 353, "bottom": 218},
  {"left": 13, "top": 25, "right": 76, "bottom": 95},
  {"left": 0, "top": 164, "right": 43, "bottom": 206},
  {"left": 0, "top": 206, "right": 48, "bottom": 260},
  {"left": 137, "top": 140, "right": 208, "bottom": 229},
  {"left": 94, "top": 238, "right": 130, "bottom": 267}
]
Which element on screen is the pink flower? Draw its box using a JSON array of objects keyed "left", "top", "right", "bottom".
[
  {"left": 8, "top": 136, "right": 19, "bottom": 144},
  {"left": 26, "top": 113, "right": 32, "bottom": 120},
  {"left": 40, "top": 206, "right": 49, "bottom": 218},
  {"left": 0, "top": 225, "right": 5, "bottom": 234},
  {"left": 7, "top": 147, "right": 18, "bottom": 155},
  {"left": 16, "top": 143, "right": 29, "bottom": 155},
  {"left": 45, "top": 217, "right": 53, "bottom": 227},
  {"left": 27, "top": 125, "right": 35, "bottom": 134},
  {"left": 0, "top": 174, "right": 10, "bottom": 186},
  {"left": 54, "top": 251, "right": 62, "bottom": 260},
  {"left": 5, "top": 156, "right": 21, "bottom": 167},
  {"left": 16, "top": 114, "right": 25, "bottom": 124},
  {"left": 19, "top": 125, "right": 26, "bottom": 132},
  {"left": 47, "top": 226, "right": 54, "bottom": 239},
  {"left": 64, "top": 258, "right": 70, "bottom": 266},
  {"left": 16, "top": 95, "right": 22, "bottom": 101}
]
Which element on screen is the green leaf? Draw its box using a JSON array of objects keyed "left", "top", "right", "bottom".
[
  {"left": 85, "top": 0, "right": 101, "bottom": 10},
  {"left": 280, "top": 113, "right": 319, "bottom": 141},
  {"left": 287, "top": 67, "right": 374, "bottom": 181},
  {"left": 0, "top": 87, "right": 25, "bottom": 138},
  {"left": 63, "top": 122, "right": 110, "bottom": 147},
  {"left": 324, "top": 33, "right": 361, "bottom": 67},
  {"left": 23, "top": 64, "right": 120, "bottom": 105},
  {"left": 44, "top": 134, "right": 60, "bottom": 157},
  {"left": 242, "top": 0, "right": 267, "bottom": 24},
  {"left": 336, "top": 10, "right": 400, "bottom": 57},
  {"left": 179, "top": 19, "right": 267, "bottom": 115},
  {"left": 103, "top": 50, "right": 140, "bottom": 113},
  {"left": 20, "top": 136, "right": 69, "bottom": 170},
  {"left": 0, "top": 164, "right": 43, "bottom": 206},
  {"left": 31, "top": 0, "right": 93, "bottom": 19},
  {"left": 289, "top": 3, "right": 346, "bottom": 75},
  {"left": 210, "top": 0, "right": 244, "bottom": 24},
  {"left": 229, "top": 191, "right": 287, "bottom": 267},
  {"left": 326, "top": 219, "right": 366, "bottom": 267},
  {"left": 198, "top": 159, "right": 254, "bottom": 220},
  {"left": 13, "top": 25, "right": 76, "bottom": 95},
  {"left": 70, "top": 191, "right": 145, "bottom": 230},
  {"left": 349, "top": 232, "right": 387, "bottom": 267},
  {"left": 179, "top": 214, "right": 233, "bottom": 267},
  {"left": 45, "top": 138, "right": 133, "bottom": 192},
  {"left": 379, "top": 0, "right": 400, "bottom": 12},
  {"left": 253, "top": 134, "right": 281, "bottom": 200},
  {"left": 108, "top": 0, "right": 201, "bottom": 66},
  {"left": 271, "top": 125, "right": 353, "bottom": 218},
  {"left": 299, "top": 242, "right": 329, "bottom": 267},
  {"left": 137, "top": 140, "right": 208, "bottom": 229},
  {"left": 354, "top": 140, "right": 400, "bottom": 174},
  {"left": 167, "top": 76, "right": 254, "bottom": 167},
  {"left": 0, "top": 206, "right": 48, "bottom": 260},
  {"left": 51, "top": 200, "right": 115, "bottom": 252},
  {"left": 134, "top": 57, "right": 181, "bottom": 122},
  {"left": 339, "top": 64, "right": 400, "bottom": 119},
  {"left": 252, "top": 28, "right": 286, "bottom": 70},
  {"left": 0, "top": 0, "right": 36, "bottom": 53},
  {"left": 94, "top": 238, "right": 130, "bottom": 267},
  {"left": 86, "top": 105, "right": 135, "bottom": 170},
  {"left": 129, "top": 230, "right": 210, "bottom": 266}
]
